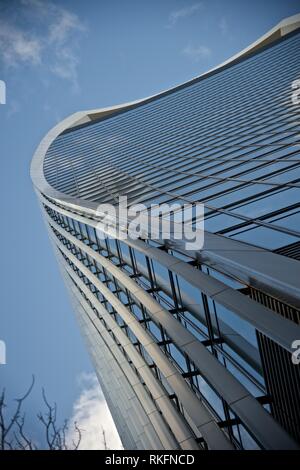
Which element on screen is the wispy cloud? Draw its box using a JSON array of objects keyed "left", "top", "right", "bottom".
[
  {"left": 219, "top": 17, "right": 229, "bottom": 36},
  {"left": 182, "top": 43, "right": 211, "bottom": 62},
  {"left": 50, "top": 48, "right": 79, "bottom": 88},
  {"left": 66, "top": 373, "right": 123, "bottom": 450},
  {"left": 167, "top": 3, "right": 202, "bottom": 28},
  {"left": 0, "top": 21, "right": 42, "bottom": 66},
  {"left": 48, "top": 7, "right": 84, "bottom": 44},
  {"left": 0, "top": 0, "right": 86, "bottom": 90},
  {"left": 6, "top": 99, "right": 21, "bottom": 118}
]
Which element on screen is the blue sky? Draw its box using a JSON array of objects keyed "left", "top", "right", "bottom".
[{"left": 0, "top": 0, "right": 299, "bottom": 449}]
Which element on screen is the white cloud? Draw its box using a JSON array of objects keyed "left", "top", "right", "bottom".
[
  {"left": 182, "top": 44, "right": 211, "bottom": 61},
  {"left": 67, "top": 373, "right": 123, "bottom": 450},
  {"left": 49, "top": 10, "right": 84, "bottom": 44},
  {"left": 0, "top": 0, "right": 86, "bottom": 90},
  {"left": 21, "top": 0, "right": 84, "bottom": 40},
  {"left": 0, "top": 21, "right": 42, "bottom": 66},
  {"left": 167, "top": 3, "right": 202, "bottom": 28}
]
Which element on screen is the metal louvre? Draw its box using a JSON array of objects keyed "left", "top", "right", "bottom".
[{"left": 244, "top": 286, "right": 300, "bottom": 444}]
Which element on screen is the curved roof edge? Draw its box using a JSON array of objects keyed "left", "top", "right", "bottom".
[{"left": 30, "top": 13, "right": 300, "bottom": 211}]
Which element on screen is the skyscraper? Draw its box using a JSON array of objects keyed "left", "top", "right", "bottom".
[{"left": 31, "top": 15, "right": 300, "bottom": 450}]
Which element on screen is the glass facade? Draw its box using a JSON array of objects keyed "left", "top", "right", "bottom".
[
  {"left": 44, "top": 30, "right": 300, "bottom": 252},
  {"left": 32, "top": 22, "right": 300, "bottom": 450}
]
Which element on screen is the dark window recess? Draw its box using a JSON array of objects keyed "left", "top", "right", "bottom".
[{"left": 274, "top": 241, "right": 300, "bottom": 262}]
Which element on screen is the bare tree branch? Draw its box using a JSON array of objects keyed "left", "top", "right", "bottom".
[
  {"left": 0, "top": 377, "right": 83, "bottom": 450},
  {"left": 102, "top": 427, "right": 109, "bottom": 450},
  {"left": 0, "top": 376, "right": 34, "bottom": 450}
]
